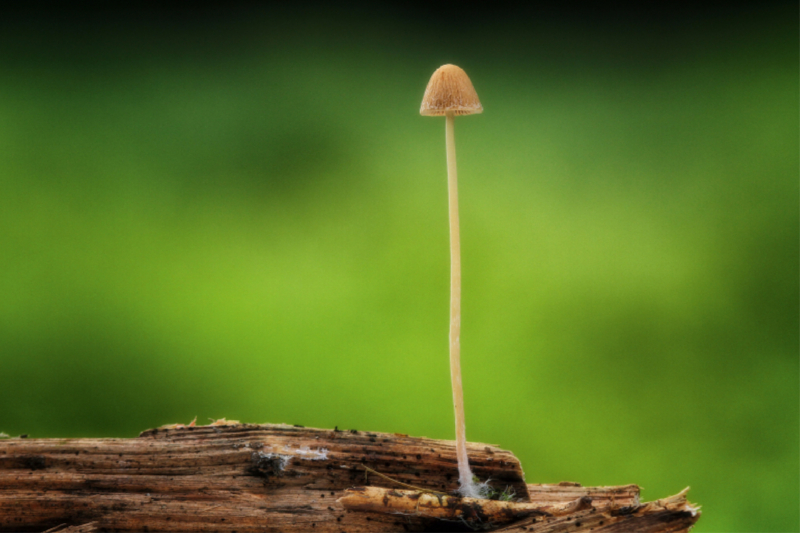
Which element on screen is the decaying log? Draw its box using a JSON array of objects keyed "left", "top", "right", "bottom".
[
  {"left": 0, "top": 423, "right": 700, "bottom": 532},
  {"left": 0, "top": 422, "right": 525, "bottom": 532}
]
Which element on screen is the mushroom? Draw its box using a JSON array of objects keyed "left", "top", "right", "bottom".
[{"left": 420, "top": 64, "right": 484, "bottom": 498}]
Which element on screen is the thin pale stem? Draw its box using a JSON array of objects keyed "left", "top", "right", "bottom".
[{"left": 445, "top": 111, "right": 474, "bottom": 495}]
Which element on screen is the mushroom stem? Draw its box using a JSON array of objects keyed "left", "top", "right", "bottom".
[
  {"left": 420, "top": 64, "right": 483, "bottom": 498},
  {"left": 445, "top": 111, "right": 474, "bottom": 496}
]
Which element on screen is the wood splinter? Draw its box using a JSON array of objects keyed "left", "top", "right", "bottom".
[
  {"left": 339, "top": 486, "right": 592, "bottom": 527},
  {"left": 493, "top": 487, "right": 700, "bottom": 533},
  {"left": 339, "top": 485, "right": 700, "bottom": 533}
]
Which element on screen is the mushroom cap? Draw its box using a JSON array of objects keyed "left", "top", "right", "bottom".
[{"left": 420, "top": 64, "right": 483, "bottom": 116}]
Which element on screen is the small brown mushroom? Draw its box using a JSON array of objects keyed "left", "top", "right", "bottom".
[
  {"left": 420, "top": 64, "right": 483, "bottom": 498},
  {"left": 420, "top": 64, "right": 483, "bottom": 117}
]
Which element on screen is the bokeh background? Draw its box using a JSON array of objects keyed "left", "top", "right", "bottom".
[{"left": 1, "top": 2, "right": 797, "bottom": 532}]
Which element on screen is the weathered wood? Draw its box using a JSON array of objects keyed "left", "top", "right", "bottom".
[
  {"left": 493, "top": 488, "right": 699, "bottom": 533},
  {"left": 339, "top": 486, "right": 595, "bottom": 528},
  {"left": 0, "top": 423, "right": 700, "bottom": 532},
  {"left": 0, "top": 423, "right": 527, "bottom": 532},
  {"left": 524, "top": 482, "right": 640, "bottom": 508},
  {"left": 338, "top": 486, "right": 697, "bottom": 533},
  {"left": 43, "top": 523, "right": 98, "bottom": 533}
]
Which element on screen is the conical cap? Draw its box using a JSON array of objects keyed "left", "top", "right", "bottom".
[{"left": 420, "top": 64, "right": 483, "bottom": 116}]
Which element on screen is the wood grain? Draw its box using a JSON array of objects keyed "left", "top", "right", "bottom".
[
  {"left": 0, "top": 423, "right": 699, "bottom": 532},
  {"left": 0, "top": 423, "right": 525, "bottom": 532}
]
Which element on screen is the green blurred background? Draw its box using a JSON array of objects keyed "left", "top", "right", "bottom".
[{"left": 1, "top": 2, "right": 797, "bottom": 531}]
